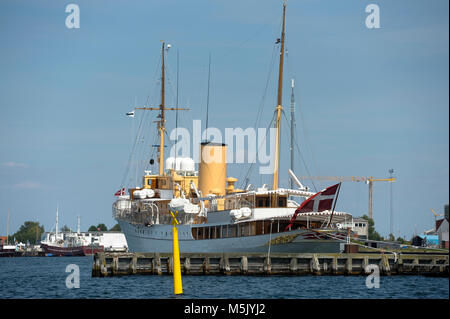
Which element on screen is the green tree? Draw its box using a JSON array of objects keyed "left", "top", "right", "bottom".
[
  {"left": 60, "top": 225, "right": 72, "bottom": 232},
  {"left": 10, "top": 221, "right": 45, "bottom": 245},
  {"left": 97, "top": 223, "right": 108, "bottom": 231},
  {"left": 361, "top": 215, "right": 382, "bottom": 241},
  {"left": 110, "top": 223, "right": 121, "bottom": 231},
  {"left": 88, "top": 224, "right": 108, "bottom": 232}
]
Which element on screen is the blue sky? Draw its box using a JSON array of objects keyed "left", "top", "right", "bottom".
[{"left": 0, "top": 0, "right": 448, "bottom": 238}]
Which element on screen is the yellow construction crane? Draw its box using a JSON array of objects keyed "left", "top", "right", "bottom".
[
  {"left": 430, "top": 208, "right": 444, "bottom": 224},
  {"left": 298, "top": 175, "right": 396, "bottom": 220}
]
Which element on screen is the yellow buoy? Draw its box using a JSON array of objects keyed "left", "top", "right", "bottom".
[{"left": 170, "top": 211, "right": 183, "bottom": 295}]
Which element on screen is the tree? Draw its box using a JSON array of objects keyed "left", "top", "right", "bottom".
[
  {"left": 88, "top": 224, "right": 108, "bottom": 232},
  {"left": 97, "top": 223, "right": 108, "bottom": 231},
  {"left": 60, "top": 225, "right": 72, "bottom": 232},
  {"left": 110, "top": 223, "right": 121, "bottom": 231},
  {"left": 361, "top": 215, "right": 382, "bottom": 241},
  {"left": 10, "top": 221, "right": 45, "bottom": 245}
]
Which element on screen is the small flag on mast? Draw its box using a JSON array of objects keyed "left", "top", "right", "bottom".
[
  {"left": 114, "top": 188, "right": 126, "bottom": 196},
  {"left": 126, "top": 111, "right": 135, "bottom": 118}
]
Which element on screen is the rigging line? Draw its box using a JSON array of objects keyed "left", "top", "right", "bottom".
[
  {"left": 219, "top": 15, "right": 280, "bottom": 60},
  {"left": 240, "top": 110, "right": 277, "bottom": 189},
  {"left": 144, "top": 53, "right": 163, "bottom": 109},
  {"left": 254, "top": 43, "right": 278, "bottom": 133},
  {"left": 134, "top": 103, "right": 154, "bottom": 184},
  {"left": 297, "top": 92, "right": 320, "bottom": 186},
  {"left": 121, "top": 104, "right": 152, "bottom": 188},
  {"left": 120, "top": 103, "right": 148, "bottom": 188},
  {"left": 252, "top": 10, "right": 285, "bottom": 129},
  {"left": 283, "top": 23, "right": 320, "bottom": 182},
  {"left": 164, "top": 62, "right": 179, "bottom": 107},
  {"left": 285, "top": 47, "right": 321, "bottom": 183},
  {"left": 281, "top": 110, "right": 317, "bottom": 192},
  {"left": 236, "top": 42, "right": 278, "bottom": 182},
  {"left": 175, "top": 50, "right": 179, "bottom": 161},
  {"left": 238, "top": 16, "right": 285, "bottom": 187},
  {"left": 144, "top": 125, "right": 160, "bottom": 173},
  {"left": 205, "top": 52, "right": 212, "bottom": 141}
]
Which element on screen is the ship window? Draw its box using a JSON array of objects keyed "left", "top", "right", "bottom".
[
  {"left": 257, "top": 196, "right": 270, "bottom": 208},
  {"left": 222, "top": 225, "right": 228, "bottom": 238},
  {"left": 278, "top": 197, "right": 287, "bottom": 207},
  {"left": 239, "top": 224, "right": 245, "bottom": 237},
  {"left": 228, "top": 225, "right": 237, "bottom": 238}
]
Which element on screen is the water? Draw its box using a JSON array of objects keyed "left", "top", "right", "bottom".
[{"left": 0, "top": 257, "right": 448, "bottom": 299}]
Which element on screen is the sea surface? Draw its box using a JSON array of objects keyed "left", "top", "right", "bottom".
[{"left": 0, "top": 256, "right": 448, "bottom": 299}]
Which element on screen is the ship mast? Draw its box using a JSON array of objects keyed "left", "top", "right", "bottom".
[
  {"left": 135, "top": 42, "right": 189, "bottom": 177},
  {"left": 159, "top": 41, "right": 166, "bottom": 176},
  {"left": 290, "top": 78, "right": 295, "bottom": 190},
  {"left": 272, "top": 1, "right": 286, "bottom": 191},
  {"left": 55, "top": 203, "right": 59, "bottom": 238}
]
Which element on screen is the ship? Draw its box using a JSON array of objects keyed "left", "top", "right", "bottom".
[
  {"left": 41, "top": 207, "right": 128, "bottom": 256},
  {"left": 113, "top": 2, "right": 353, "bottom": 254}
]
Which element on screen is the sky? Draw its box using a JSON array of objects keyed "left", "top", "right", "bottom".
[{"left": 0, "top": 0, "right": 448, "bottom": 239}]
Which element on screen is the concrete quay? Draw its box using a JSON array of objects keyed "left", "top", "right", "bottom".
[{"left": 91, "top": 251, "right": 449, "bottom": 277}]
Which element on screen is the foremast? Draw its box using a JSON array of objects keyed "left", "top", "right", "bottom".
[{"left": 135, "top": 41, "right": 188, "bottom": 177}]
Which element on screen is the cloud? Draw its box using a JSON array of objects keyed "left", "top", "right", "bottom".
[
  {"left": 13, "top": 181, "right": 42, "bottom": 189},
  {"left": 2, "top": 162, "right": 29, "bottom": 168}
]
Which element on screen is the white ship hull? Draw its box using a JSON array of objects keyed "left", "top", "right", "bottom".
[{"left": 118, "top": 219, "right": 346, "bottom": 254}]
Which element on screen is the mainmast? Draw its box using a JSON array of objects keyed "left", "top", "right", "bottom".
[
  {"left": 272, "top": 1, "right": 286, "bottom": 191},
  {"left": 159, "top": 41, "right": 166, "bottom": 176}
]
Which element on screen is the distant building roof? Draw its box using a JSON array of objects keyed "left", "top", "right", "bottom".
[{"left": 436, "top": 219, "right": 445, "bottom": 231}]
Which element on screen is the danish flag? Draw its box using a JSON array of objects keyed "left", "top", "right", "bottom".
[
  {"left": 114, "top": 187, "right": 126, "bottom": 196},
  {"left": 284, "top": 183, "right": 341, "bottom": 232}
]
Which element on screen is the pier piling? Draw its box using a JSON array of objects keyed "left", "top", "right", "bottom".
[{"left": 91, "top": 252, "right": 449, "bottom": 277}]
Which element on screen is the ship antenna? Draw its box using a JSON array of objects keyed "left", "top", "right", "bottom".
[
  {"left": 272, "top": 0, "right": 287, "bottom": 193},
  {"left": 204, "top": 52, "right": 212, "bottom": 143}
]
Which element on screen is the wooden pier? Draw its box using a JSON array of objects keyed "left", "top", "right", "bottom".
[{"left": 91, "top": 251, "right": 449, "bottom": 277}]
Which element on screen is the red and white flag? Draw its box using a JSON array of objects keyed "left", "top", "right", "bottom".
[
  {"left": 284, "top": 183, "right": 341, "bottom": 231},
  {"left": 114, "top": 188, "right": 126, "bottom": 196}
]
